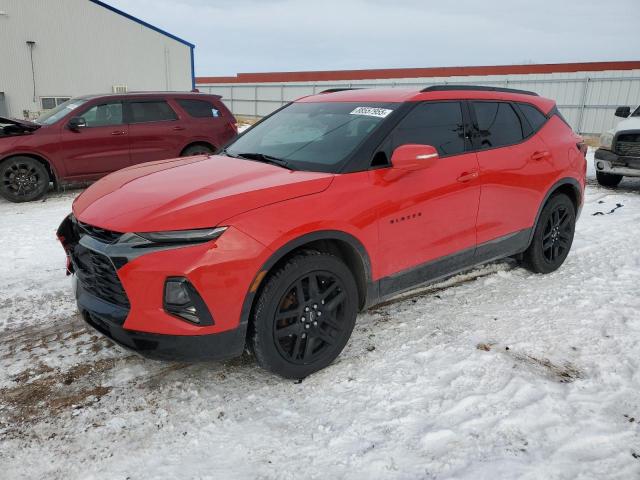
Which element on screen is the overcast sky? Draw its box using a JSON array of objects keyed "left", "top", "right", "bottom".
[{"left": 108, "top": 0, "right": 639, "bottom": 77}]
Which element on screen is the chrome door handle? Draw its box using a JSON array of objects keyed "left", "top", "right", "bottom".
[{"left": 111, "top": 130, "right": 126, "bottom": 136}]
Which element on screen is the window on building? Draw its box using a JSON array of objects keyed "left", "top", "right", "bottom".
[
  {"left": 128, "top": 101, "right": 177, "bottom": 123},
  {"left": 391, "top": 102, "right": 466, "bottom": 156},
  {"left": 41, "top": 97, "right": 71, "bottom": 110},
  {"left": 471, "top": 102, "right": 523, "bottom": 149},
  {"left": 81, "top": 102, "right": 124, "bottom": 127},
  {"left": 176, "top": 99, "right": 220, "bottom": 118}
]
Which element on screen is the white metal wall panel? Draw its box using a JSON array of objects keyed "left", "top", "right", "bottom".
[
  {"left": 201, "top": 69, "right": 640, "bottom": 134},
  {"left": 0, "top": 0, "right": 192, "bottom": 118}
]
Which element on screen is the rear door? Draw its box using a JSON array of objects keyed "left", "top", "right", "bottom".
[
  {"left": 371, "top": 101, "right": 481, "bottom": 282},
  {"left": 470, "top": 100, "right": 552, "bottom": 245},
  {"left": 125, "top": 99, "right": 188, "bottom": 165},
  {"left": 59, "top": 100, "right": 129, "bottom": 177}
]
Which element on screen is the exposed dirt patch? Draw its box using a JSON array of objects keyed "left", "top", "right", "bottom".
[
  {"left": 509, "top": 351, "right": 583, "bottom": 383},
  {"left": 476, "top": 342, "right": 583, "bottom": 383},
  {"left": 0, "top": 357, "right": 119, "bottom": 436}
]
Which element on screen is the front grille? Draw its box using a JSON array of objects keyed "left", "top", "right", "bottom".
[
  {"left": 71, "top": 243, "right": 130, "bottom": 309},
  {"left": 77, "top": 221, "right": 123, "bottom": 244},
  {"left": 615, "top": 141, "right": 640, "bottom": 158}
]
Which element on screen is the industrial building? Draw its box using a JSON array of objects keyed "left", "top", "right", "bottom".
[
  {"left": 0, "top": 0, "right": 194, "bottom": 119},
  {"left": 197, "top": 61, "right": 640, "bottom": 135}
]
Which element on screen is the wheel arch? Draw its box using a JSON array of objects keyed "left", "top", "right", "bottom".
[
  {"left": 239, "top": 230, "right": 374, "bottom": 339},
  {"left": 527, "top": 177, "right": 582, "bottom": 245},
  {"left": 180, "top": 141, "right": 216, "bottom": 156},
  {"left": 0, "top": 152, "right": 59, "bottom": 188}
]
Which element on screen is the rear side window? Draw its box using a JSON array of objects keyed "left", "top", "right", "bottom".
[
  {"left": 391, "top": 102, "right": 465, "bottom": 156},
  {"left": 176, "top": 99, "right": 221, "bottom": 118},
  {"left": 472, "top": 102, "right": 523, "bottom": 149},
  {"left": 128, "top": 101, "right": 177, "bottom": 123},
  {"left": 518, "top": 103, "right": 547, "bottom": 132}
]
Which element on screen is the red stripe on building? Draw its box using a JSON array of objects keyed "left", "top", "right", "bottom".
[{"left": 197, "top": 61, "right": 640, "bottom": 84}]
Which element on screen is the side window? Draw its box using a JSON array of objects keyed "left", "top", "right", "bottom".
[
  {"left": 80, "top": 102, "right": 123, "bottom": 127},
  {"left": 391, "top": 102, "right": 466, "bottom": 156},
  {"left": 128, "top": 101, "right": 177, "bottom": 123},
  {"left": 472, "top": 102, "right": 523, "bottom": 149},
  {"left": 176, "top": 99, "right": 220, "bottom": 118},
  {"left": 518, "top": 103, "right": 547, "bottom": 132}
]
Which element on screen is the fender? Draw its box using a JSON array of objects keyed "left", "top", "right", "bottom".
[
  {"left": 237, "top": 229, "right": 374, "bottom": 336},
  {"left": 527, "top": 176, "right": 583, "bottom": 245}
]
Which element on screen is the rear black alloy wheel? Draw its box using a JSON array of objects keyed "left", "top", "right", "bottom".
[
  {"left": 251, "top": 251, "right": 358, "bottom": 379},
  {"left": 181, "top": 144, "right": 214, "bottom": 157},
  {"left": 541, "top": 204, "right": 572, "bottom": 263},
  {"left": 0, "top": 156, "right": 49, "bottom": 202},
  {"left": 523, "top": 193, "right": 576, "bottom": 274}
]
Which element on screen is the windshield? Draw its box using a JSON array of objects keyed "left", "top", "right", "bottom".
[
  {"left": 225, "top": 101, "right": 398, "bottom": 172},
  {"left": 632, "top": 105, "right": 640, "bottom": 117},
  {"left": 36, "top": 98, "right": 89, "bottom": 125}
]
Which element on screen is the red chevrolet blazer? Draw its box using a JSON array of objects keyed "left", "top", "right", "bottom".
[
  {"left": 0, "top": 92, "right": 236, "bottom": 202},
  {"left": 58, "top": 86, "right": 586, "bottom": 379}
]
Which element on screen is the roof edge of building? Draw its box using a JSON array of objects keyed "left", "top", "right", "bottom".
[
  {"left": 89, "top": 0, "right": 195, "bottom": 48},
  {"left": 196, "top": 60, "right": 640, "bottom": 84}
]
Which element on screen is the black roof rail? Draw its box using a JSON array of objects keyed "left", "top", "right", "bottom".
[
  {"left": 319, "top": 88, "right": 364, "bottom": 94},
  {"left": 421, "top": 84, "right": 538, "bottom": 96}
]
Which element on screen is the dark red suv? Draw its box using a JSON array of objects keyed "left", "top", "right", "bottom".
[
  {"left": 0, "top": 92, "right": 236, "bottom": 202},
  {"left": 58, "top": 86, "right": 586, "bottom": 379}
]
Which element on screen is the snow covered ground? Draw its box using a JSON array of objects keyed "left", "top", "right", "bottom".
[{"left": 1, "top": 150, "right": 639, "bottom": 479}]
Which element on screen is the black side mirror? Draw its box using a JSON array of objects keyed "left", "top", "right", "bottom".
[
  {"left": 614, "top": 106, "right": 631, "bottom": 118},
  {"left": 68, "top": 117, "right": 87, "bottom": 130}
]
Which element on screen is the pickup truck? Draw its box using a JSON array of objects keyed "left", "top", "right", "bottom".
[{"left": 595, "top": 105, "right": 640, "bottom": 187}]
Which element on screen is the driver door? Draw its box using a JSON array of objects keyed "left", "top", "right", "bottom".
[
  {"left": 59, "top": 100, "right": 130, "bottom": 178},
  {"left": 371, "top": 101, "right": 480, "bottom": 291}
]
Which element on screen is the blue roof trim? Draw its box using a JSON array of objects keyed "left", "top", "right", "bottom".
[
  {"left": 89, "top": 0, "right": 195, "bottom": 48},
  {"left": 190, "top": 47, "right": 196, "bottom": 90}
]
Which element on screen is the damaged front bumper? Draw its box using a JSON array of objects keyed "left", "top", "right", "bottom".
[{"left": 594, "top": 148, "right": 640, "bottom": 177}]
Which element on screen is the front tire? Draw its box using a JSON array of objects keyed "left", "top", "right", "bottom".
[
  {"left": 523, "top": 193, "right": 576, "bottom": 274},
  {"left": 0, "top": 156, "right": 50, "bottom": 202},
  {"left": 250, "top": 251, "right": 358, "bottom": 379},
  {"left": 596, "top": 171, "right": 623, "bottom": 187}
]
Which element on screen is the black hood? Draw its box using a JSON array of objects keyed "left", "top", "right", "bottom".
[{"left": 0, "top": 116, "right": 41, "bottom": 135}]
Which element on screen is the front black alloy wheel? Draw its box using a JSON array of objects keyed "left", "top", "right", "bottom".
[
  {"left": 523, "top": 193, "right": 576, "bottom": 274},
  {"left": 250, "top": 251, "right": 358, "bottom": 379},
  {"left": 0, "top": 156, "right": 50, "bottom": 202}
]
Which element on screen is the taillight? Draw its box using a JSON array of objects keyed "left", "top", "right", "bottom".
[{"left": 577, "top": 141, "right": 588, "bottom": 157}]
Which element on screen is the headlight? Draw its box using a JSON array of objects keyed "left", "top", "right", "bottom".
[
  {"left": 599, "top": 131, "right": 614, "bottom": 150},
  {"left": 136, "top": 226, "right": 227, "bottom": 243}
]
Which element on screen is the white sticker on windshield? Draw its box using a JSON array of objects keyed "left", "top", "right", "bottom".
[{"left": 349, "top": 106, "right": 393, "bottom": 118}]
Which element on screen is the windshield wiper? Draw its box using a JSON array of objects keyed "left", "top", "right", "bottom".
[{"left": 235, "top": 152, "right": 292, "bottom": 170}]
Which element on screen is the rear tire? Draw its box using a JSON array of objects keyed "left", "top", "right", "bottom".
[
  {"left": 180, "top": 144, "right": 214, "bottom": 157},
  {"left": 0, "top": 156, "right": 50, "bottom": 202},
  {"left": 523, "top": 193, "right": 576, "bottom": 274},
  {"left": 596, "top": 171, "right": 623, "bottom": 187},
  {"left": 250, "top": 251, "right": 358, "bottom": 379}
]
